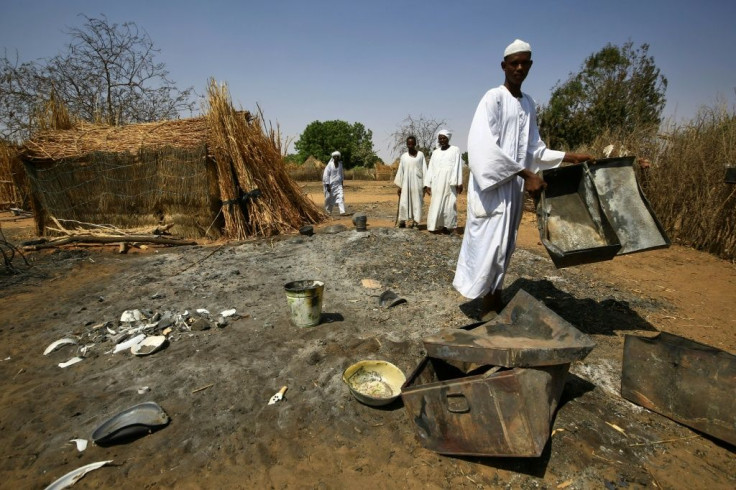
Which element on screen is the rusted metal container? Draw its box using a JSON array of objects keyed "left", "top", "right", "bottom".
[
  {"left": 422, "top": 290, "right": 595, "bottom": 367},
  {"left": 621, "top": 332, "right": 736, "bottom": 446},
  {"left": 401, "top": 289, "right": 594, "bottom": 457},
  {"left": 536, "top": 157, "right": 669, "bottom": 268},
  {"left": 402, "top": 360, "right": 569, "bottom": 457}
]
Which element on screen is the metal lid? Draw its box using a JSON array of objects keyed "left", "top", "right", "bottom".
[
  {"left": 423, "top": 290, "right": 595, "bottom": 367},
  {"left": 588, "top": 157, "right": 670, "bottom": 255}
]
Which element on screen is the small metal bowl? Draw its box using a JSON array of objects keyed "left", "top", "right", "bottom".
[{"left": 342, "top": 360, "right": 406, "bottom": 407}]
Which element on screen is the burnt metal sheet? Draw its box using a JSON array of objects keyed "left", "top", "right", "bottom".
[
  {"left": 401, "top": 358, "right": 569, "bottom": 457},
  {"left": 589, "top": 157, "right": 670, "bottom": 254},
  {"left": 536, "top": 157, "right": 670, "bottom": 268},
  {"left": 621, "top": 332, "right": 736, "bottom": 446},
  {"left": 423, "top": 289, "right": 595, "bottom": 368},
  {"left": 726, "top": 167, "right": 736, "bottom": 184},
  {"left": 536, "top": 163, "right": 621, "bottom": 268}
]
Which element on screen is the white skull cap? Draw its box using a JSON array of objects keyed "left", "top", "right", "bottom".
[{"left": 504, "top": 39, "right": 532, "bottom": 58}]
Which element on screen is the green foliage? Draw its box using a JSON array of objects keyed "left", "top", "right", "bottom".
[
  {"left": 539, "top": 42, "right": 667, "bottom": 149},
  {"left": 461, "top": 151, "right": 468, "bottom": 165},
  {"left": 283, "top": 153, "right": 302, "bottom": 164},
  {"left": 294, "top": 120, "right": 378, "bottom": 169}
]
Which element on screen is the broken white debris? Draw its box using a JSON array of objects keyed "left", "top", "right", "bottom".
[
  {"left": 69, "top": 439, "right": 88, "bottom": 452},
  {"left": 58, "top": 357, "right": 84, "bottom": 368},
  {"left": 120, "top": 310, "right": 145, "bottom": 322},
  {"left": 220, "top": 309, "right": 237, "bottom": 317},
  {"left": 113, "top": 334, "right": 146, "bottom": 354},
  {"left": 44, "top": 460, "right": 112, "bottom": 490},
  {"left": 44, "top": 338, "right": 78, "bottom": 356}
]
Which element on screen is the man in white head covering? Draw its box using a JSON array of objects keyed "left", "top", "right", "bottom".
[
  {"left": 424, "top": 129, "right": 464, "bottom": 234},
  {"left": 322, "top": 150, "right": 346, "bottom": 215},
  {"left": 453, "top": 39, "right": 594, "bottom": 318}
]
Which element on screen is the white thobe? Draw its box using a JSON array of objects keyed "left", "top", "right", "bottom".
[
  {"left": 394, "top": 151, "right": 427, "bottom": 223},
  {"left": 425, "top": 145, "right": 463, "bottom": 231},
  {"left": 322, "top": 158, "right": 345, "bottom": 214},
  {"left": 453, "top": 85, "right": 565, "bottom": 298}
]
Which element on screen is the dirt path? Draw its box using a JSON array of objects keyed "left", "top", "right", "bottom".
[{"left": 0, "top": 181, "right": 733, "bottom": 489}]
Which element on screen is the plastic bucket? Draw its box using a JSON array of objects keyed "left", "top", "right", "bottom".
[{"left": 284, "top": 280, "right": 324, "bottom": 327}]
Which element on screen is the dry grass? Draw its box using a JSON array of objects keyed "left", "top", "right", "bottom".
[
  {"left": 0, "top": 142, "right": 28, "bottom": 209},
  {"left": 205, "top": 80, "right": 324, "bottom": 238},
  {"left": 22, "top": 118, "right": 210, "bottom": 161},
  {"left": 583, "top": 105, "right": 736, "bottom": 260}
]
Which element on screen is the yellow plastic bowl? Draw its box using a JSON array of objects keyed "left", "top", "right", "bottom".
[{"left": 342, "top": 360, "right": 406, "bottom": 407}]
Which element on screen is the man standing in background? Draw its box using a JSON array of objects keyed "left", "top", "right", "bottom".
[
  {"left": 394, "top": 135, "right": 428, "bottom": 228},
  {"left": 425, "top": 129, "right": 463, "bottom": 235},
  {"left": 453, "top": 39, "right": 593, "bottom": 319},
  {"left": 322, "top": 150, "right": 346, "bottom": 215}
]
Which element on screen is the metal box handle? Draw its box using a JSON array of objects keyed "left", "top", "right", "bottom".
[{"left": 446, "top": 392, "right": 470, "bottom": 413}]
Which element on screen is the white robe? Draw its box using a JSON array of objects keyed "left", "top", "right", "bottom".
[
  {"left": 322, "top": 158, "right": 345, "bottom": 214},
  {"left": 453, "top": 85, "right": 565, "bottom": 298},
  {"left": 425, "top": 145, "right": 463, "bottom": 231},
  {"left": 394, "top": 151, "right": 427, "bottom": 223}
]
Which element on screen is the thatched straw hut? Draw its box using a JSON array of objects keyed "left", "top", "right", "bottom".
[
  {"left": 20, "top": 82, "right": 325, "bottom": 239},
  {"left": 0, "top": 142, "right": 28, "bottom": 210}
]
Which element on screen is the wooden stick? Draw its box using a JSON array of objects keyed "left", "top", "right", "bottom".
[
  {"left": 23, "top": 234, "right": 196, "bottom": 250},
  {"left": 628, "top": 435, "right": 699, "bottom": 447},
  {"left": 191, "top": 383, "right": 214, "bottom": 394}
]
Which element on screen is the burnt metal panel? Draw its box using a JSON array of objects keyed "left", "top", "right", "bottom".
[
  {"left": 423, "top": 289, "right": 595, "bottom": 368},
  {"left": 536, "top": 163, "right": 621, "bottom": 268},
  {"left": 589, "top": 157, "right": 670, "bottom": 254},
  {"left": 621, "top": 332, "right": 736, "bottom": 446},
  {"left": 536, "top": 157, "right": 669, "bottom": 268},
  {"left": 726, "top": 167, "right": 736, "bottom": 184},
  {"left": 401, "top": 358, "right": 570, "bottom": 457}
]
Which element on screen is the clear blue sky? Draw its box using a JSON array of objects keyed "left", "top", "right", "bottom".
[{"left": 2, "top": 0, "right": 735, "bottom": 162}]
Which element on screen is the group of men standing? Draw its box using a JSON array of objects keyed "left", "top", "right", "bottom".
[
  {"left": 324, "top": 39, "right": 594, "bottom": 320},
  {"left": 394, "top": 129, "right": 463, "bottom": 234}
]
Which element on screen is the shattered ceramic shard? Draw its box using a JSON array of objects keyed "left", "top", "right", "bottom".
[
  {"left": 120, "top": 310, "right": 145, "bottom": 322},
  {"left": 137, "top": 386, "right": 150, "bottom": 394},
  {"left": 58, "top": 357, "right": 84, "bottom": 368},
  {"left": 92, "top": 401, "right": 170, "bottom": 446},
  {"left": 196, "top": 308, "right": 210, "bottom": 315},
  {"left": 220, "top": 309, "right": 237, "bottom": 317},
  {"left": 44, "top": 338, "right": 78, "bottom": 356},
  {"left": 44, "top": 460, "right": 112, "bottom": 490},
  {"left": 131, "top": 336, "right": 167, "bottom": 356},
  {"left": 69, "top": 439, "right": 88, "bottom": 452},
  {"left": 113, "top": 334, "right": 146, "bottom": 354}
]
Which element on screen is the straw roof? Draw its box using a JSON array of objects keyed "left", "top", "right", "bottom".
[
  {"left": 20, "top": 113, "right": 249, "bottom": 162},
  {"left": 303, "top": 155, "right": 325, "bottom": 170}
]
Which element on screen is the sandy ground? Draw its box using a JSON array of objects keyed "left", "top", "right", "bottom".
[{"left": 0, "top": 180, "right": 734, "bottom": 489}]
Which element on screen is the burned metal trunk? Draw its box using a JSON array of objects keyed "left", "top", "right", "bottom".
[
  {"left": 621, "top": 332, "right": 736, "bottom": 446},
  {"left": 401, "top": 290, "right": 594, "bottom": 457}
]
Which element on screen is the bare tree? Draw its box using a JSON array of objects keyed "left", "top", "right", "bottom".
[
  {"left": 389, "top": 114, "right": 446, "bottom": 159},
  {"left": 0, "top": 15, "right": 195, "bottom": 141}
]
